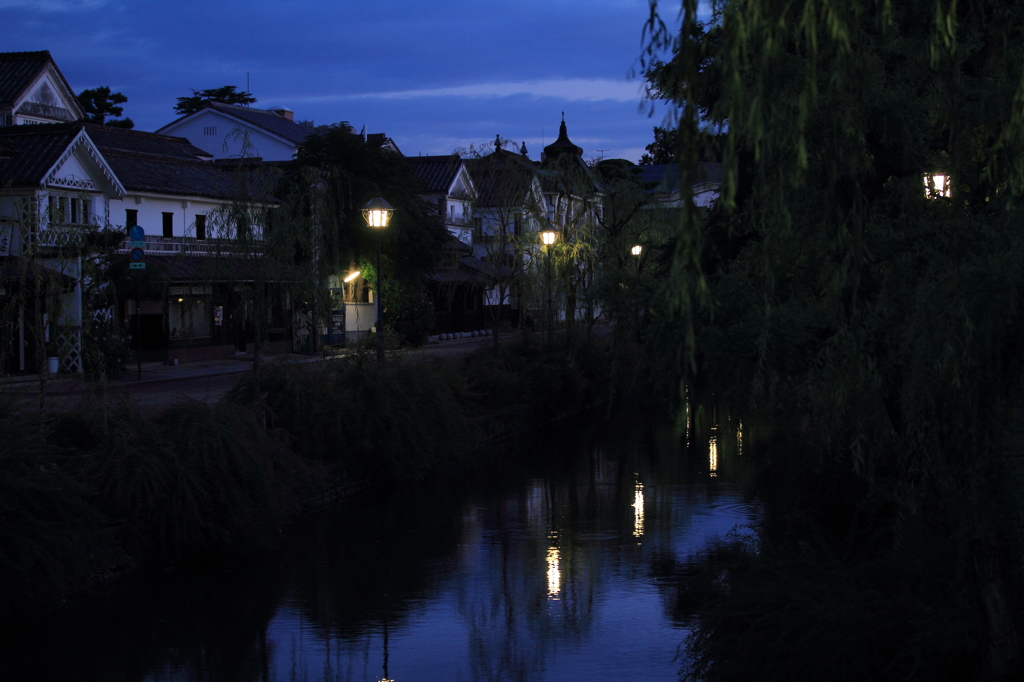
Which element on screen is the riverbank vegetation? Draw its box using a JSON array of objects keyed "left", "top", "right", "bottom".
[
  {"left": 0, "top": 336, "right": 628, "bottom": 622},
  {"left": 644, "top": 0, "right": 1024, "bottom": 679}
]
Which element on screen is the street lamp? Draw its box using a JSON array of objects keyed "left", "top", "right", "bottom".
[
  {"left": 362, "top": 197, "right": 394, "bottom": 363},
  {"left": 631, "top": 244, "right": 642, "bottom": 256},
  {"left": 539, "top": 230, "right": 558, "bottom": 346}
]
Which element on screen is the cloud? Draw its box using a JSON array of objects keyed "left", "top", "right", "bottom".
[
  {"left": 0, "top": 0, "right": 110, "bottom": 10},
  {"left": 298, "top": 78, "right": 646, "bottom": 105}
]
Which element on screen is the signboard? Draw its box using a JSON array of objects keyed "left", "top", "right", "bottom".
[
  {"left": 128, "top": 225, "right": 145, "bottom": 241},
  {"left": 129, "top": 245, "right": 145, "bottom": 270}
]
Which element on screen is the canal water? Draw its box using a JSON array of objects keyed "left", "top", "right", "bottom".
[{"left": 3, "top": 409, "right": 756, "bottom": 682}]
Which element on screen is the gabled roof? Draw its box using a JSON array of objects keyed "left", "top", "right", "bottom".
[
  {"left": 86, "top": 124, "right": 211, "bottom": 160},
  {"left": 0, "top": 50, "right": 82, "bottom": 121},
  {"left": 407, "top": 154, "right": 464, "bottom": 194},
  {"left": 0, "top": 51, "right": 51, "bottom": 107},
  {"left": 467, "top": 149, "right": 540, "bottom": 208},
  {"left": 0, "top": 122, "right": 259, "bottom": 202},
  {"left": 0, "top": 122, "right": 81, "bottom": 187},
  {"left": 159, "top": 102, "right": 315, "bottom": 147},
  {"left": 0, "top": 122, "right": 125, "bottom": 197}
]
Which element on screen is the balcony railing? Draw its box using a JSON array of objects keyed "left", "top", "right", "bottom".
[{"left": 117, "top": 235, "right": 262, "bottom": 257}]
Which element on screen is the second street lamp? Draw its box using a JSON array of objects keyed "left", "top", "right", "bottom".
[
  {"left": 362, "top": 197, "right": 394, "bottom": 363},
  {"left": 540, "top": 230, "right": 558, "bottom": 347}
]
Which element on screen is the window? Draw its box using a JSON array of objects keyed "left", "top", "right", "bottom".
[
  {"left": 513, "top": 214, "right": 522, "bottom": 235},
  {"left": 473, "top": 217, "right": 482, "bottom": 238},
  {"left": 70, "top": 198, "right": 78, "bottom": 224},
  {"left": 162, "top": 212, "right": 173, "bottom": 238},
  {"left": 126, "top": 209, "right": 138, "bottom": 228},
  {"left": 169, "top": 297, "right": 211, "bottom": 338},
  {"left": 195, "top": 214, "right": 206, "bottom": 240},
  {"left": 203, "top": 126, "right": 217, "bottom": 136}
]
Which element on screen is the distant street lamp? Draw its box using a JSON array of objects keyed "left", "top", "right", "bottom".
[
  {"left": 540, "top": 230, "right": 558, "bottom": 346},
  {"left": 362, "top": 197, "right": 394, "bottom": 363},
  {"left": 631, "top": 244, "right": 642, "bottom": 256}
]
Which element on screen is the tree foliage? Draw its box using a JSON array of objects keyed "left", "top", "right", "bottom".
[
  {"left": 645, "top": 0, "right": 1024, "bottom": 679},
  {"left": 288, "top": 124, "right": 447, "bottom": 346},
  {"left": 173, "top": 85, "right": 256, "bottom": 117},
  {"left": 77, "top": 86, "right": 134, "bottom": 129}
]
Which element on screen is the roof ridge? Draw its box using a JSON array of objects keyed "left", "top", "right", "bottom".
[
  {"left": 0, "top": 50, "right": 52, "bottom": 59},
  {"left": 82, "top": 122, "right": 193, "bottom": 144},
  {"left": 97, "top": 148, "right": 220, "bottom": 167}
]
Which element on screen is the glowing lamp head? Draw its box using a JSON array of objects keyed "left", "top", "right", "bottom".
[
  {"left": 631, "top": 244, "right": 642, "bottom": 256},
  {"left": 540, "top": 230, "right": 557, "bottom": 246},
  {"left": 362, "top": 197, "right": 394, "bottom": 229},
  {"left": 343, "top": 270, "right": 361, "bottom": 283}
]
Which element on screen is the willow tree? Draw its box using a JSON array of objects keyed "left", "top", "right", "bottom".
[
  {"left": 293, "top": 124, "right": 447, "bottom": 349},
  {"left": 646, "top": 0, "right": 1024, "bottom": 679},
  {"left": 462, "top": 139, "right": 544, "bottom": 349}
]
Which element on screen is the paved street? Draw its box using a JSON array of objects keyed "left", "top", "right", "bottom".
[{"left": 0, "top": 334, "right": 499, "bottom": 412}]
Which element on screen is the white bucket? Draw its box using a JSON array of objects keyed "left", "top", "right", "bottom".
[{"left": 46, "top": 356, "right": 59, "bottom": 374}]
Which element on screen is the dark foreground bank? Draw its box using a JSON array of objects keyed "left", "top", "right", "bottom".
[{"left": 0, "top": 337, "right": 638, "bottom": 622}]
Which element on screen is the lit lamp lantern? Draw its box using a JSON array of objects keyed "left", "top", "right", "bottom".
[
  {"left": 631, "top": 244, "right": 642, "bottom": 256},
  {"left": 362, "top": 198, "right": 394, "bottom": 363},
  {"left": 540, "top": 230, "right": 557, "bottom": 246}
]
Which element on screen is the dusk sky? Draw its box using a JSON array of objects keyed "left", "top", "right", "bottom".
[{"left": 3, "top": 0, "right": 688, "bottom": 163}]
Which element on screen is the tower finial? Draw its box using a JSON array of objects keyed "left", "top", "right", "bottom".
[
  {"left": 494, "top": 134, "right": 502, "bottom": 151},
  {"left": 561, "top": 111, "right": 565, "bottom": 122}
]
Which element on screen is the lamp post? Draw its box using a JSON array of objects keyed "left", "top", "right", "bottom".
[
  {"left": 362, "top": 198, "right": 394, "bottom": 363},
  {"left": 631, "top": 244, "right": 643, "bottom": 342},
  {"left": 540, "top": 230, "right": 558, "bottom": 347}
]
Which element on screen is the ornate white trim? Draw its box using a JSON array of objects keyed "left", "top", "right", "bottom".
[{"left": 42, "top": 130, "right": 126, "bottom": 199}]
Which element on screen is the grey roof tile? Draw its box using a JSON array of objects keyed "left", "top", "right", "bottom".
[
  {"left": 0, "top": 51, "right": 50, "bottom": 107},
  {"left": 407, "top": 155, "right": 463, "bottom": 194}
]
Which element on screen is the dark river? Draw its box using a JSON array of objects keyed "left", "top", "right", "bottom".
[{"left": 2, "top": 409, "right": 755, "bottom": 682}]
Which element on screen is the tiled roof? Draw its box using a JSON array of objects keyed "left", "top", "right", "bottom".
[
  {"left": 407, "top": 155, "right": 462, "bottom": 194},
  {"left": 100, "top": 149, "right": 244, "bottom": 200},
  {"left": 0, "top": 122, "right": 272, "bottom": 201},
  {"left": 86, "top": 124, "right": 211, "bottom": 160},
  {"left": 0, "top": 51, "right": 50, "bottom": 107},
  {"left": 467, "top": 150, "right": 538, "bottom": 207},
  {"left": 208, "top": 102, "right": 314, "bottom": 145},
  {"left": 0, "top": 122, "right": 80, "bottom": 187}
]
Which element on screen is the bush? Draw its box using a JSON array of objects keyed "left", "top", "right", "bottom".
[{"left": 82, "top": 319, "right": 133, "bottom": 380}]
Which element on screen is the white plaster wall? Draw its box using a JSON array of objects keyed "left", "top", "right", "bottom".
[
  {"left": 107, "top": 195, "right": 224, "bottom": 236},
  {"left": 161, "top": 110, "right": 297, "bottom": 161}
]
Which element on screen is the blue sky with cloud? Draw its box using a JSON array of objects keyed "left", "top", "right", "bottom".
[{"left": 3, "top": 0, "right": 682, "bottom": 161}]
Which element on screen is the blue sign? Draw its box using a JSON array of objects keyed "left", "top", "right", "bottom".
[
  {"left": 130, "top": 262, "right": 146, "bottom": 270},
  {"left": 128, "top": 225, "right": 144, "bottom": 241},
  {"left": 129, "top": 247, "right": 145, "bottom": 263}
]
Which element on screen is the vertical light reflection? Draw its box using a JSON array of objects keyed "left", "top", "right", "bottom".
[
  {"left": 632, "top": 481, "right": 645, "bottom": 538},
  {"left": 737, "top": 420, "right": 743, "bottom": 456},
  {"left": 546, "top": 546, "right": 561, "bottom": 599},
  {"left": 709, "top": 434, "right": 718, "bottom": 478}
]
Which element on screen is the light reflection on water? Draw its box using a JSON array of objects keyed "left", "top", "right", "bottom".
[{"left": 2, "top": 411, "right": 755, "bottom": 682}]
